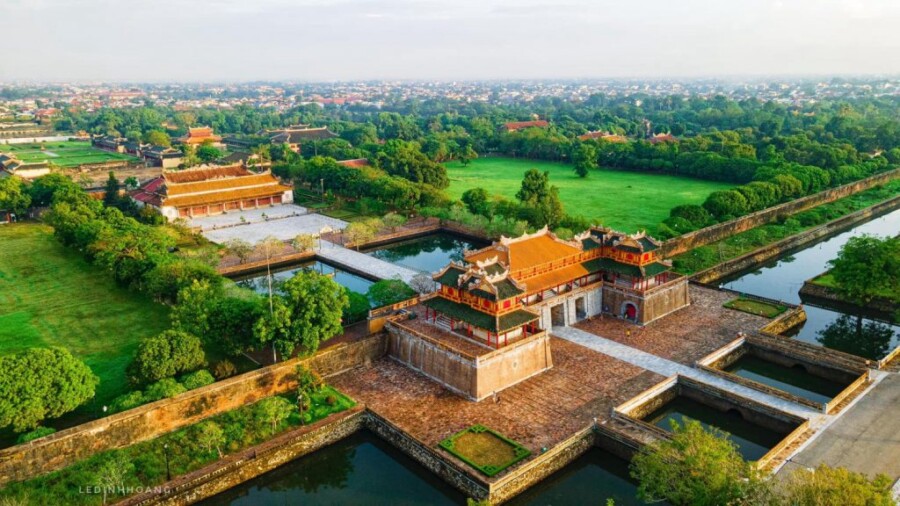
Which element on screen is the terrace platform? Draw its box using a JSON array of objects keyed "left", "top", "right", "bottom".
[
  {"left": 574, "top": 284, "right": 771, "bottom": 365},
  {"left": 202, "top": 210, "right": 348, "bottom": 244}
]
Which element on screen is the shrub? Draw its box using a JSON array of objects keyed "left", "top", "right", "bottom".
[
  {"left": 109, "top": 391, "right": 147, "bottom": 414},
  {"left": 16, "top": 426, "right": 57, "bottom": 444},
  {"left": 212, "top": 360, "right": 237, "bottom": 380},
  {"left": 127, "top": 330, "right": 206, "bottom": 386},
  {"left": 296, "top": 365, "right": 324, "bottom": 397},
  {"left": 145, "top": 378, "right": 187, "bottom": 401},
  {"left": 180, "top": 369, "right": 215, "bottom": 390}
]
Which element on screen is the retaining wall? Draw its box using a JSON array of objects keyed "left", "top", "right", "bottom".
[
  {"left": 663, "top": 168, "right": 900, "bottom": 257},
  {"left": 691, "top": 194, "right": 900, "bottom": 284},
  {"left": 120, "top": 407, "right": 366, "bottom": 506},
  {"left": 0, "top": 334, "right": 387, "bottom": 486}
]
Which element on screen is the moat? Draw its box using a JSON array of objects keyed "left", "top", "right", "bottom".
[{"left": 362, "top": 232, "right": 487, "bottom": 274}]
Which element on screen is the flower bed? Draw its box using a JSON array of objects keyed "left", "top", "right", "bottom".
[{"left": 439, "top": 424, "right": 530, "bottom": 477}]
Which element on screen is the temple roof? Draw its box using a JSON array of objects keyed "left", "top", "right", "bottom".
[
  {"left": 136, "top": 164, "right": 290, "bottom": 209},
  {"left": 268, "top": 127, "right": 337, "bottom": 144},
  {"left": 422, "top": 297, "right": 538, "bottom": 333},
  {"left": 465, "top": 227, "right": 581, "bottom": 272}
]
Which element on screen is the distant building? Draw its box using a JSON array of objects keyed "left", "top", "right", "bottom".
[
  {"left": 92, "top": 135, "right": 128, "bottom": 153},
  {"left": 578, "top": 131, "right": 628, "bottom": 143},
  {"left": 502, "top": 120, "right": 549, "bottom": 133},
  {"left": 141, "top": 145, "right": 183, "bottom": 169},
  {"left": 131, "top": 164, "right": 293, "bottom": 220},
  {"left": 0, "top": 153, "right": 51, "bottom": 180},
  {"left": 178, "top": 127, "right": 224, "bottom": 148},
  {"left": 266, "top": 126, "right": 338, "bottom": 153},
  {"left": 218, "top": 151, "right": 272, "bottom": 171},
  {"left": 648, "top": 133, "right": 678, "bottom": 144}
]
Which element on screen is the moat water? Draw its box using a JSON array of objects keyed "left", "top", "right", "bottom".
[
  {"left": 233, "top": 260, "right": 374, "bottom": 295},
  {"left": 720, "top": 208, "right": 900, "bottom": 360},
  {"left": 363, "top": 232, "right": 488, "bottom": 274},
  {"left": 644, "top": 397, "right": 787, "bottom": 461},
  {"left": 725, "top": 355, "right": 847, "bottom": 404}
]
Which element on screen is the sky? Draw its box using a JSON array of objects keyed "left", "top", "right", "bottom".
[{"left": 1, "top": 0, "right": 899, "bottom": 82}]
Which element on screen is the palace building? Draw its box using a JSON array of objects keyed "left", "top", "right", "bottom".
[
  {"left": 131, "top": 164, "right": 293, "bottom": 220},
  {"left": 385, "top": 226, "right": 689, "bottom": 401},
  {"left": 178, "top": 127, "right": 224, "bottom": 148},
  {"left": 266, "top": 126, "right": 338, "bottom": 153},
  {"left": 0, "top": 153, "right": 51, "bottom": 180}
]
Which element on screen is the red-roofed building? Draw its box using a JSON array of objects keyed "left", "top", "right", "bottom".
[
  {"left": 131, "top": 164, "right": 293, "bottom": 220},
  {"left": 502, "top": 120, "right": 550, "bottom": 133},
  {"left": 178, "top": 126, "right": 224, "bottom": 148}
]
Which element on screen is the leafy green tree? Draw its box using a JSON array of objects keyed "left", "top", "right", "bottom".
[
  {"left": 343, "top": 289, "right": 371, "bottom": 323},
  {"left": 458, "top": 145, "right": 478, "bottom": 166},
  {"left": 515, "top": 169, "right": 565, "bottom": 227},
  {"left": 779, "top": 464, "right": 896, "bottom": 506},
  {"left": 382, "top": 212, "right": 408, "bottom": 232},
  {"left": 296, "top": 365, "right": 324, "bottom": 398},
  {"left": 206, "top": 295, "right": 266, "bottom": 356},
  {"left": 196, "top": 144, "right": 222, "bottom": 163},
  {"left": 102, "top": 172, "right": 121, "bottom": 209},
  {"left": 254, "top": 396, "right": 294, "bottom": 435},
  {"left": 144, "top": 259, "right": 220, "bottom": 303},
  {"left": 194, "top": 421, "right": 226, "bottom": 458},
  {"left": 630, "top": 419, "right": 768, "bottom": 506},
  {"left": 291, "top": 233, "right": 318, "bottom": 252},
  {"left": 703, "top": 190, "right": 749, "bottom": 219},
  {"left": 0, "top": 348, "right": 98, "bottom": 432},
  {"left": 572, "top": 142, "right": 598, "bottom": 177},
  {"left": 344, "top": 222, "right": 376, "bottom": 250},
  {"left": 0, "top": 176, "right": 32, "bottom": 216},
  {"left": 828, "top": 235, "right": 899, "bottom": 308},
  {"left": 123, "top": 176, "right": 139, "bottom": 190},
  {"left": 127, "top": 330, "right": 206, "bottom": 385},
  {"left": 461, "top": 187, "right": 491, "bottom": 217},
  {"left": 223, "top": 238, "right": 253, "bottom": 264},
  {"left": 143, "top": 130, "right": 171, "bottom": 147},
  {"left": 265, "top": 271, "right": 348, "bottom": 359},
  {"left": 367, "top": 278, "right": 416, "bottom": 308},
  {"left": 27, "top": 173, "right": 78, "bottom": 207},
  {"left": 94, "top": 451, "right": 134, "bottom": 506}
]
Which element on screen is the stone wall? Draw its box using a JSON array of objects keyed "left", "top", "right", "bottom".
[
  {"left": 600, "top": 277, "right": 690, "bottom": 325},
  {"left": 364, "top": 410, "right": 490, "bottom": 500},
  {"left": 663, "top": 168, "right": 900, "bottom": 257},
  {"left": 386, "top": 323, "right": 553, "bottom": 401},
  {"left": 488, "top": 426, "right": 595, "bottom": 504},
  {"left": 0, "top": 334, "right": 387, "bottom": 486},
  {"left": 120, "top": 407, "right": 366, "bottom": 506},
  {"left": 677, "top": 376, "right": 804, "bottom": 434},
  {"left": 692, "top": 194, "right": 900, "bottom": 284}
]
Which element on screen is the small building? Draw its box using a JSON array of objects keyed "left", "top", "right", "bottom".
[
  {"left": 502, "top": 120, "right": 549, "bottom": 133},
  {"left": 141, "top": 145, "right": 184, "bottom": 169},
  {"left": 92, "top": 135, "right": 128, "bottom": 153},
  {"left": 386, "top": 226, "right": 690, "bottom": 401},
  {"left": 131, "top": 164, "right": 293, "bottom": 221},
  {"left": 578, "top": 131, "right": 628, "bottom": 143},
  {"left": 0, "top": 153, "right": 51, "bottom": 180},
  {"left": 178, "top": 127, "right": 224, "bottom": 148},
  {"left": 266, "top": 126, "right": 338, "bottom": 154}
]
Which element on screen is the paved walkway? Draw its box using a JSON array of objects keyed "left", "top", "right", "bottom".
[
  {"left": 317, "top": 240, "right": 420, "bottom": 284},
  {"left": 552, "top": 326, "right": 821, "bottom": 419},
  {"left": 203, "top": 213, "right": 348, "bottom": 244}
]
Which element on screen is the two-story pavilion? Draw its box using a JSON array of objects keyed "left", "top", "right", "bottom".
[{"left": 424, "top": 226, "right": 687, "bottom": 350}]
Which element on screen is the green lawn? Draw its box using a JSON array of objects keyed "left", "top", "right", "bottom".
[
  {"left": 0, "top": 140, "right": 137, "bottom": 167},
  {"left": 0, "top": 224, "right": 171, "bottom": 407},
  {"left": 723, "top": 297, "right": 787, "bottom": 318},
  {"left": 445, "top": 157, "right": 734, "bottom": 233}
]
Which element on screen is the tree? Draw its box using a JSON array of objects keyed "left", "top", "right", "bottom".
[
  {"left": 263, "top": 270, "right": 348, "bottom": 359},
  {"left": 195, "top": 421, "right": 225, "bottom": 458},
  {"left": 458, "top": 145, "right": 478, "bottom": 166},
  {"left": 630, "top": 419, "right": 768, "bottom": 506},
  {"left": 27, "top": 173, "right": 78, "bottom": 207},
  {"left": 255, "top": 396, "right": 294, "bottom": 435},
  {"left": 382, "top": 212, "right": 408, "bottom": 232},
  {"left": 409, "top": 273, "right": 435, "bottom": 294},
  {"left": 127, "top": 330, "right": 206, "bottom": 385},
  {"left": 367, "top": 278, "right": 416, "bottom": 307},
  {"left": 123, "top": 176, "right": 139, "bottom": 190},
  {"left": 196, "top": 144, "right": 222, "bottom": 163},
  {"left": 0, "top": 348, "right": 98, "bottom": 432},
  {"left": 572, "top": 142, "right": 598, "bottom": 178},
  {"left": 461, "top": 187, "right": 491, "bottom": 217},
  {"left": 515, "top": 169, "right": 565, "bottom": 227},
  {"left": 703, "top": 190, "right": 749, "bottom": 219},
  {"left": 144, "top": 259, "right": 220, "bottom": 303},
  {"left": 223, "top": 238, "right": 253, "bottom": 264},
  {"left": 828, "top": 235, "right": 899, "bottom": 308},
  {"left": 94, "top": 452, "right": 134, "bottom": 506},
  {"left": 144, "top": 130, "right": 171, "bottom": 147},
  {"left": 0, "top": 176, "right": 32, "bottom": 216},
  {"left": 779, "top": 464, "right": 896, "bottom": 506},
  {"left": 206, "top": 295, "right": 266, "bottom": 356},
  {"left": 255, "top": 236, "right": 286, "bottom": 333},
  {"left": 291, "top": 233, "right": 317, "bottom": 252},
  {"left": 102, "top": 172, "right": 121, "bottom": 209},
  {"left": 344, "top": 222, "right": 376, "bottom": 250},
  {"left": 344, "top": 289, "right": 371, "bottom": 324}
]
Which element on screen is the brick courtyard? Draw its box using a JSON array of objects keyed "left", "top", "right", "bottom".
[
  {"left": 332, "top": 336, "right": 663, "bottom": 477},
  {"left": 574, "top": 285, "right": 771, "bottom": 365}
]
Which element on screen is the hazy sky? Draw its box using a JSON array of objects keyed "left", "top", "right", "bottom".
[{"left": 1, "top": 0, "right": 898, "bottom": 81}]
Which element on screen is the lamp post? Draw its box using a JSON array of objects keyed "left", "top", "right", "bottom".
[{"left": 163, "top": 443, "right": 171, "bottom": 482}]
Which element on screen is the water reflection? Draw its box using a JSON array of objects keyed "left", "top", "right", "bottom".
[
  {"left": 364, "top": 233, "right": 487, "bottom": 274},
  {"left": 721, "top": 209, "right": 900, "bottom": 358},
  {"left": 816, "top": 315, "right": 895, "bottom": 361},
  {"left": 233, "top": 261, "right": 374, "bottom": 296}
]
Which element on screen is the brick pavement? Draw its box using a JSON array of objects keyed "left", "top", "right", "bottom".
[
  {"left": 332, "top": 336, "right": 663, "bottom": 472},
  {"left": 574, "top": 285, "right": 771, "bottom": 365}
]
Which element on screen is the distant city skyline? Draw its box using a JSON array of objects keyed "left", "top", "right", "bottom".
[{"left": 1, "top": 0, "right": 899, "bottom": 82}]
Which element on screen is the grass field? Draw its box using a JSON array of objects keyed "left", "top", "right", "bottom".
[
  {"left": 445, "top": 158, "right": 733, "bottom": 233},
  {"left": 0, "top": 223, "right": 171, "bottom": 408},
  {"left": 0, "top": 140, "right": 137, "bottom": 167},
  {"left": 723, "top": 297, "right": 787, "bottom": 318}
]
